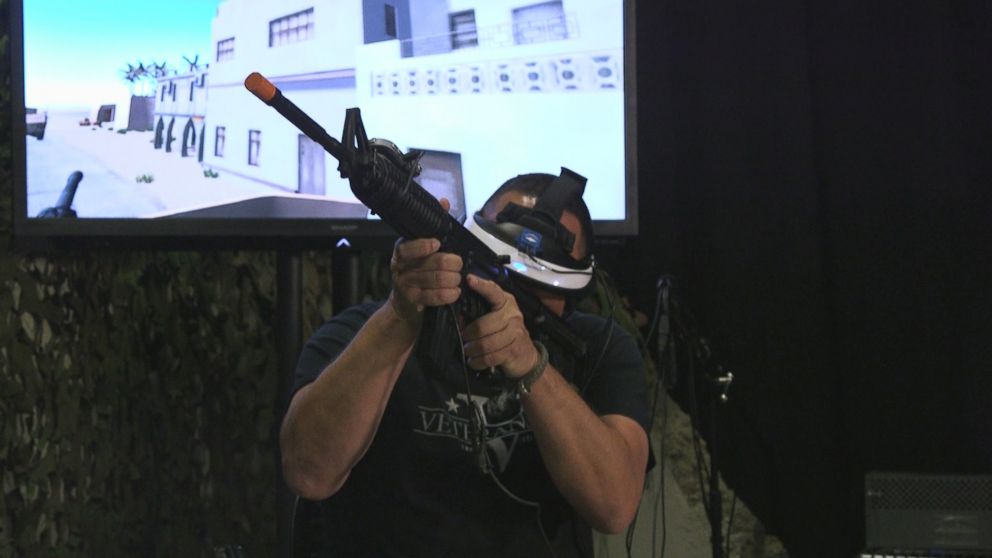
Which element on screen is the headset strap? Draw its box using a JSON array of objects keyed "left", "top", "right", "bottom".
[{"left": 533, "top": 167, "right": 587, "bottom": 220}]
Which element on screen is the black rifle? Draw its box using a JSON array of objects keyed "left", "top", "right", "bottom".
[{"left": 245, "top": 73, "right": 587, "bottom": 368}]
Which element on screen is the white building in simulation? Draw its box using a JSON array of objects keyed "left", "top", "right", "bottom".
[
  {"left": 198, "top": 0, "right": 626, "bottom": 219},
  {"left": 153, "top": 65, "right": 210, "bottom": 160},
  {"left": 202, "top": 0, "right": 364, "bottom": 198},
  {"left": 355, "top": 0, "right": 625, "bottom": 219}
]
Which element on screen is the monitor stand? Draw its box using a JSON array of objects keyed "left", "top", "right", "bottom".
[{"left": 276, "top": 251, "right": 301, "bottom": 558}]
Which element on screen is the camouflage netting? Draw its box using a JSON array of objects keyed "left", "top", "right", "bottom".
[
  {"left": 0, "top": 3, "right": 336, "bottom": 553},
  {"left": 0, "top": 191, "right": 338, "bottom": 556},
  {"left": 0, "top": 250, "right": 284, "bottom": 557}
]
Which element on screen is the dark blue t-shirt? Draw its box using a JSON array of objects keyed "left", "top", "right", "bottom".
[{"left": 292, "top": 302, "right": 651, "bottom": 558}]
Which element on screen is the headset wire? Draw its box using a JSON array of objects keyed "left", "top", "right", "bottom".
[{"left": 448, "top": 304, "right": 557, "bottom": 558}]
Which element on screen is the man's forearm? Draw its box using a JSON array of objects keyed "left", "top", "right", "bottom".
[
  {"left": 280, "top": 303, "right": 418, "bottom": 500},
  {"left": 521, "top": 365, "right": 649, "bottom": 534}
]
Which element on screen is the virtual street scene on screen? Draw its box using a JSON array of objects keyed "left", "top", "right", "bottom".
[{"left": 24, "top": 0, "right": 626, "bottom": 222}]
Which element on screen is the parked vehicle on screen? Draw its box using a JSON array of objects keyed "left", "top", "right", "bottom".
[{"left": 25, "top": 107, "right": 47, "bottom": 140}]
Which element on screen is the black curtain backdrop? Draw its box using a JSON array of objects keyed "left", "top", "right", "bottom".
[{"left": 602, "top": 0, "right": 992, "bottom": 555}]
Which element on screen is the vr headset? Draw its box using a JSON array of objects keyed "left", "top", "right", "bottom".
[{"left": 467, "top": 168, "right": 596, "bottom": 294}]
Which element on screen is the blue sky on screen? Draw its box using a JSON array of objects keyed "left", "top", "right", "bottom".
[{"left": 24, "top": 0, "right": 221, "bottom": 110}]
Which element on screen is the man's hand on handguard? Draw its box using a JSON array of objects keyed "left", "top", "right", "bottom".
[
  {"left": 387, "top": 198, "right": 463, "bottom": 327},
  {"left": 461, "top": 274, "right": 541, "bottom": 379},
  {"left": 387, "top": 238, "right": 463, "bottom": 326}
]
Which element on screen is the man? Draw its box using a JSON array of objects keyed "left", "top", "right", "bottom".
[{"left": 281, "top": 171, "right": 651, "bottom": 557}]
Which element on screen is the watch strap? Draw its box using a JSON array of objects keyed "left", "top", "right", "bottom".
[{"left": 516, "top": 340, "right": 549, "bottom": 396}]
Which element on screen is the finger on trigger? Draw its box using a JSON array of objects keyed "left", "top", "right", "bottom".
[
  {"left": 466, "top": 274, "right": 502, "bottom": 305},
  {"left": 397, "top": 238, "right": 440, "bottom": 261}
]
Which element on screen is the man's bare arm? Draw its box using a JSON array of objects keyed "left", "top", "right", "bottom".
[
  {"left": 519, "top": 367, "right": 649, "bottom": 534},
  {"left": 461, "top": 274, "right": 649, "bottom": 533},
  {"left": 280, "top": 238, "right": 463, "bottom": 500}
]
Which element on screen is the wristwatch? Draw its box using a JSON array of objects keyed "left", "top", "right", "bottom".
[{"left": 516, "top": 340, "right": 549, "bottom": 396}]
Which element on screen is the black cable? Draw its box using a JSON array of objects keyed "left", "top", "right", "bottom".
[
  {"left": 449, "top": 305, "right": 484, "bottom": 469},
  {"left": 684, "top": 333, "right": 712, "bottom": 518},
  {"left": 653, "top": 279, "right": 681, "bottom": 558},
  {"left": 626, "top": 276, "right": 678, "bottom": 558},
  {"left": 448, "top": 305, "right": 557, "bottom": 558},
  {"left": 580, "top": 269, "right": 617, "bottom": 395},
  {"left": 654, "top": 331, "right": 674, "bottom": 558},
  {"left": 642, "top": 277, "right": 668, "bottom": 354},
  {"left": 675, "top": 306, "right": 731, "bottom": 558},
  {"left": 644, "top": 382, "right": 670, "bottom": 558},
  {"left": 657, "top": 283, "right": 734, "bottom": 558},
  {"left": 707, "top": 399, "right": 724, "bottom": 558},
  {"left": 673, "top": 305, "right": 729, "bottom": 558},
  {"left": 486, "top": 470, "right": 555, "bottom": 558},
  {"left": 725, "top": 494, "right": 737, "bottom": 558},
  {"left": 625, "top": 491, "right": 637, "bottom": 555},
  {"left": 625, "top": 276, "right": 665, "bottom": 557},
  {"left": 641, "top": 279, "right": 671, "bottom": 558},
  {"left": 682, "top": 330, "right": 711, "bottom": 487}
]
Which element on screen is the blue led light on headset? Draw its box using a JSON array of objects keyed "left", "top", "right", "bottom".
[{"left": 516, "top": 229, "right": 544, "bottom": 256}]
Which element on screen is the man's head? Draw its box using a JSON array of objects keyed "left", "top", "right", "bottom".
[{"left": 467, "top": 170, "right": 596, "bottom": 306}]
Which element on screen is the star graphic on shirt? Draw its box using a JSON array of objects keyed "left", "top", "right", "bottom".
[{"left": 445, "top": 398, "right": 461, "bottom": 413}]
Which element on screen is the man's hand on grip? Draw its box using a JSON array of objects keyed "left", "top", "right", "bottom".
[{"left": 461, "top": 274, "right": 540, "bottom": 379}]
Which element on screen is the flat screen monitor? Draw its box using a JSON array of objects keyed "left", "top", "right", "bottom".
[{"left": 10, "top": 0, "right": 637, "bottom": 248}]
